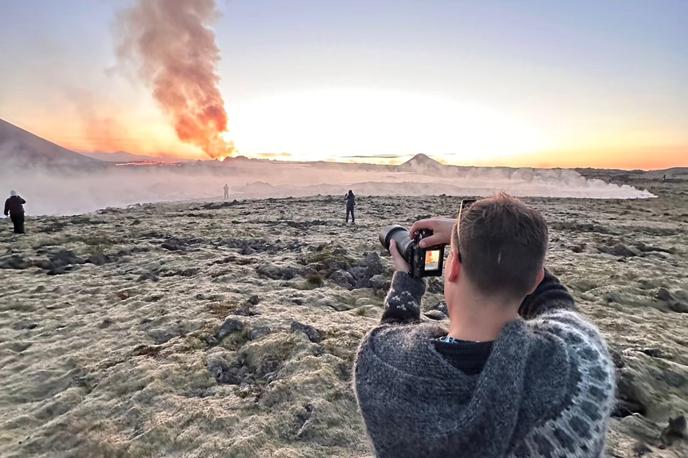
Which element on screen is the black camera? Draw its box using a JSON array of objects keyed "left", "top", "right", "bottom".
[
  {"left": 379, "top": 226, "right": 445, "bottom": 278},
  {"left": 379, "top": 199, "right": 477, "bottom": 278}
]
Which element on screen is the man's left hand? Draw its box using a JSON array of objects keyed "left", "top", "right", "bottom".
[{"left": 389, "top": 239, "right": 411, "bottom": 273}]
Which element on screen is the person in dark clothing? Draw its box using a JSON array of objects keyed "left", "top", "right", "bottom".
[
  {"left": 354, "top": 193, "right": 615, "bottom": 457},
  {"left": 4, "top": 190, "right": 26, "bottom": 234},
  {"left": 345, "top": 190, "right": 355, "bottom": 223}
]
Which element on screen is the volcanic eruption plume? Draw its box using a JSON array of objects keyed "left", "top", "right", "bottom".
[{"left": 116, "top": 0, "right": 233, "bottom": 159}]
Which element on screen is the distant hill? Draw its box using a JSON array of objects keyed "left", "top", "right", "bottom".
[
  {"left": 82, "top": 151, "right": 160, "bottom": 163},
  {"left": 0, "top": 118, "right": 105, "bottom": 171},
  {"left": 82, "top": 150, "right": 185, "bottom": 163},
  {"left": 642, "top": 167, "right": 688, "bottom": 180},
  {"left": 576, "top": 166, "right": 688, "bottom": 182}
]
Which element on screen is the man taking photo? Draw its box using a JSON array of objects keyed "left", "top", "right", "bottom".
[{"left": 354, "top": 193, "right": 615, "bottom": 457}]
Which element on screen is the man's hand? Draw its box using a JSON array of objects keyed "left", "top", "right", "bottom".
[
  {"left": 389, "top": 239, "right": 411, "bottom": 273},
  {"left": 410, "top": 217, "right": 455, "bottom": 248}
]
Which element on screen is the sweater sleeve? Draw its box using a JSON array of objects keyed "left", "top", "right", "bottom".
[
  {"left": 379, "top": 272, "right": 426, "bottom": 324},
  {"left": 518, "top": 269, "right": 575, "bottom": 319}
]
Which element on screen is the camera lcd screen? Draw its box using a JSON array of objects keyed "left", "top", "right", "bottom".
[{"left": 424, "top": 249, "right": 441, "bottom": 271}]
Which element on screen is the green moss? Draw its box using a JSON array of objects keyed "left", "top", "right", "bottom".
[
  {"left": 306, "top": 273, "right": 324, "bottom": 287},
  {"left": 352, "top": 307, "right": 368, "bottom": 316},
  {"left": 304, "top": 243, "right": 356, "bottom": 273}
]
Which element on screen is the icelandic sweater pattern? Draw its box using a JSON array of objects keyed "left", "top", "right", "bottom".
[{"left": 353, "top": 271, "right": 616, "bottom": 458}]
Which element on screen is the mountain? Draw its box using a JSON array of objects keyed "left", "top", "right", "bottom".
[
  {"left": 82, "top": 150, "right": 193, "bottom": 163},
  {"left": 0, "top": 118, "right": 105, "bottom": 171},
  {"left": 397, "top": 153, "right": 445, "bottom": 172}
]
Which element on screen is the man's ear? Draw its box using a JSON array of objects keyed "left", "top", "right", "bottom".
[
  {"left": 527, "top": 267, "right": 545, "bottom": 294},
  {"left": 447, "top": 248, "right": 461, "bottom": 282}
]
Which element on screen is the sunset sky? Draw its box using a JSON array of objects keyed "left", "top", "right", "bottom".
[{"left": 0, "top": 0, "right": 686, "bottom": 169}]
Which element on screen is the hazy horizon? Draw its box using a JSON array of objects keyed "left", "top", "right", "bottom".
[{"left": 1, "top": 116, "right": 685, "bottom": 172}]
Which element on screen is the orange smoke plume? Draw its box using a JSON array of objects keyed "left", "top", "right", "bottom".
[{"left": 116, "top": 0, "right": 233, "bottom": 159}]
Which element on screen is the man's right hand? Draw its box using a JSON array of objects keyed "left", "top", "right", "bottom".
[{"left": 410, "top": 217, "right": 455, "bottom": 248}]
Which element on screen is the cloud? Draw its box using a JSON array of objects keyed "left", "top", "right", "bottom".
[{"left": 115, "top": 0, "right": 234, "bottom": 159}]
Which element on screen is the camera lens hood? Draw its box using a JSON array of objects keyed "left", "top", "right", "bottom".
[{"left": 379, "top": 225, "right": 407, "bottom": 250}]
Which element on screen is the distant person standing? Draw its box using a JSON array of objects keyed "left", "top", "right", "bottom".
[
  {"left": 4, "top": 190, "right": 26, "bottom": 234},
  {"left": 223, "top": 183, "right": 229, "bottom": 200},
  {"left": 345, "top": 190, "right": 356, "bottom": 224}
]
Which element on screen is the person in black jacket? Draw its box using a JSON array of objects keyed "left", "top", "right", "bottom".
[
  {"left": 345, "top": 190, "right": 356, "bottom": 224},
  {"left": 4, "top": 190, "right": 26, "bottom": 234}
]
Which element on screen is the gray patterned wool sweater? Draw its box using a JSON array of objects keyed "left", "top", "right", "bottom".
[{"left": 353, "top": 271, "right": 616, "bottom": 457}]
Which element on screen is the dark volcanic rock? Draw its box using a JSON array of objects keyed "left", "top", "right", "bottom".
[
  {"left": 159, "top": 267, "right": 200, "bottom": 278},
  {"left": 631, "top": 442, "right": 652, "bottom": 456},
  {"left": 224, "top": 237, "right": 301, "bottom": 255},
  {"left": 248, "top": 326, "right": 272, "bottom": 340},
  {"left": 12, "top": 320, "right": 39, "bottom": 330},
  {"left": 291, "top": 320, "right": 322, "bottom": 343},
  {"left": 635, "top": 241, "right": 675, "bottom": 254},
  {"left": 0, "top": 254, "right": 32, "bottom": 269},
  {"left": 161, "top": 238, "right": 186, "bottom": 251},
  {"left": 661, "top": 415, "right": 687, "bottom": 446},
  {"left": 256, "top": 264, "right": 298, "bottom": 280},
  {"left": 638, "top": 348, "right": 664, "bottom": 358},
  {"left": 35, "top": 249, "right": 86, "bottom": 275},
  {"left": 609, "top": 348, "right": 625, "bottom": 368},
  {"left": 369, "top": 274, "right": 390, "bottom": 291},
  {"left": 329, "top": 252, "right": 388, "bottom": 289},
  {"left": 234, "top": 303, "right": 259, "bottom": 316},
  {"left": 328, "top": 270, "right": 355, "bottom": 289},
  {"left": 202, "top": 200, "right": 239, "bottom": 210},
  {"left": 99, "top": 318, "right": 114, "bottom": 329},
  {"left": 348, "top": 266, "right": 371, "bottom": 288},
  {"left": 207, "top": 357, "right": 242, "bottom": 384},
  {"left": 670, "top": 302, "right": 688, "bottom": 313},
  {"left": 613, "top": 399, "right": 646, "bottom": 418},
  {"left": 598, "top": 243, "right": 642, "bottom": 257},
  {"left": 656, "top": 288, "right": 688, "bottom": 313},
  {"left": 427, "top": 278, "right": 444, "bottom": 294},
  {"left": 613, "top": 367, "right": 648, "bottom": 418},
  {"left": 424, "top": 310, "right": 446, "bottom": 320},
  {"left": 570, "top": 243, "right": 586, "bottom": 253},
  {"left": 146, "top": 328, "right": 179, "bottom": 345},
  {"left": 137, "top": 271, "right": 160, "bottom": 282},
  {"left": 305, "top": 243, "right": 356, "bottom": 275},
  {"left": 216, "top": 318, "right": 244, "bottom": 340},
  {"left": 430, "top": 301, "right": 449, "bottom": 315},
  {"left": 362, "top": 252, "right": 384, "bottom": 275},
  {"left": 46, "top": 249, "right": 84, "bottom": 266},
  {"left": 353, "top": 252, "right": 386, "bottom": 288},
  {"left": 284, "top": 219, "right": 327, "bottom": 230},
  {"left": 87, "top": 253, "right": 115, "bottom": 266}
]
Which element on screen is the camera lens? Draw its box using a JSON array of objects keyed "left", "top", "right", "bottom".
[{"left": 379, "top": 225, "right": 414, "bottom": 264}]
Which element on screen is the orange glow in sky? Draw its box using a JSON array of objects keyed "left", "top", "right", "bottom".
[{"left": 23, "top": 87, "right": 686, "bottom": 170}]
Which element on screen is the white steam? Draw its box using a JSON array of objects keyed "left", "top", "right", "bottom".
[{"left": 0, "top": 160, "right": 654, "bottom": 216}]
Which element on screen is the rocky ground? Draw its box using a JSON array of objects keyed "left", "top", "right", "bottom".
[{"left": 0, "top": 176, "right": 686, "bottom": 457}]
